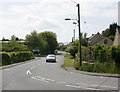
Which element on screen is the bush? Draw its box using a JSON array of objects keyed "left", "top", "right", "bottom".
[
  {"left": 1, "top": 51, "right": 35, "bottom": 66},
  {"left": 2, "top": 40, "right": 28, "bottom": 52},
  {"left": 1, "top": 52, "right": 11, "bottom": 65},
  {"left": 74, "top": 61, "right": 119, "bottom": 74}
]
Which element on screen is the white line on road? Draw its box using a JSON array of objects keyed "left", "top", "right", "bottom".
[
  {"left": 36, "top": 76, "right": 55, "bottom": 82},
  {"left": 31, "top": 66, "right": 36, "bottom": 69},
  {"left": 26, "top": 70, "right": 32, "bottom": 75},
  {"left": 56, "top": 82, "right": 67, "bottom": 84},
  {"left": 76, "top": 83, "right": 117, "bottom": 89},
  {"left": 46, "top": 78, "right": 55, "bottom": 82},
  {"left": 65, "top": 84, "right": 80, "bottom": 88},
  {"left": 83, "top": 87, "right": 100, "bottom": 90},
  {"left": 70, "top": 72, "right": 74, "bottom": 74},
  {"left": 31, "top": 76, "right": 49, "bottom": 82},
  {"left": 66, "top": 84, "right": 101, "bottom": 90}
]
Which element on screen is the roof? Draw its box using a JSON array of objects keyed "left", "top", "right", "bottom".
[{"left": 88, "top": 32, "right": 104, "bottom": 46}]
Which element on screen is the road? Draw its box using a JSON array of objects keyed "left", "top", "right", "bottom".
[{"left": 1, "top": 51, "right": 119, "bottom": 91}]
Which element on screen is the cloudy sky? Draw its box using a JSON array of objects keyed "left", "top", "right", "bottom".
[{"left": 0, "top": 0, "right": 119, "bottom": 43}]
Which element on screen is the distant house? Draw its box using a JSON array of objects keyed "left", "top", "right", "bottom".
[
  {"left": 113, "top": 28, "right": 120, "bottom": 46},
  {"left": 88, "top": 32, "right": 113, "bottom": 46},
  {"left": 97, "top": 37, "right": 113, "bottom": 46}
]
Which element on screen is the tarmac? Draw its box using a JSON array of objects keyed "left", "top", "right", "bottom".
[{"left": 0, "top": 58, "right": 120, "bottom": 78}]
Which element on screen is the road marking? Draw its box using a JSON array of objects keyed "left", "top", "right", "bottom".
[
  {"left": 66, "top": 84, "right": 101, "bottom": 90},
  {"left": 90, "top": 85, "right": 117, "bottom": 89},
  {"left": 76, "top": 83, "right": 88, "bottom": 86},
  {"left": 36, "top": 76, "right": 43, "bottom": 79},
  {"left": 36, "top": 76, "right": 55, "bottom": 82},
  {"left": 70, "top": 72, "right": 74, "bottom": 74},
  {"left": 46, "top": 78, "right": 55, "bottom": 82},
  {"left": 26, "top": 70, "right": 32, "bottom": 75},
  {"left": 65, "top": 84, "right": 80, "bottom": 88},
  {"left": 31, "top": 66, "right": 36, "bottom": 69},
  {"left": 76, "top": 83, "right": 117, "bottom": 89},
  {"left": 56, "top": 82, "right": 66, "bottom": 84},
  {"left": 83, "top": 87, "right": 100, "bottom": 90},
  {"left": 31, "top": 76, "right": 49, "bottom": 82}
]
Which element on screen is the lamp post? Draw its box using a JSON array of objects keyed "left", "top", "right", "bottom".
[
  {"left": 65, "top": 3, "right": 82, "bottom": 66},
  {"left": 73, "top": 22, "right": 77, "bottom": 44}
]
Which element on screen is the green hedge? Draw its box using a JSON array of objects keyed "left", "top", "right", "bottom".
[
  {"left": 1, "top": 51, "right": 35, "bottom": 66},
  {"left": 74, "top": 61, "right": 120, "bottom": 74}
]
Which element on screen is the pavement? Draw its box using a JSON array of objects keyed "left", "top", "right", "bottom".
[{"left": 62, "top": 66, "right": 120, "bottom": 78}]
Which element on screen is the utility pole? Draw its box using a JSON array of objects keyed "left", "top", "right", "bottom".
[
  {"left": 77, "top": 4, "right": 82, "bottom": 66},
  {"left": 73, "top": 29, "right": 75, "bottom": 44}
]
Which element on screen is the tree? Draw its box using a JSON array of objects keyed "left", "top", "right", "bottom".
[
  {"left": 38, "top": 31, "right": 58, "bottom": 54},
  {"left": 102, "top": 23, "right": 118, "bottom": 41},
  {"left": 2, "top": 40, "right": 27, "bottom": 52},
  {"left": 81, "top": 33, "right": 88, "bottom": 47},
  {"left": 2, "top": 37, "right": 9, "bottom": 41},
  {"left": 11, "top": 35, "right": 17, "bottom": 41},
  {"left": 25, "top": 30, "right": 44, "bottom": 51}
]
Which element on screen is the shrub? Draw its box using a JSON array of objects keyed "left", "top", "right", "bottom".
[
  {"left": 1, "top": 51, "right": 35, "bottom": 66},
  {"left": 1, "top": 52, "right": 11, "bottom": 65}
]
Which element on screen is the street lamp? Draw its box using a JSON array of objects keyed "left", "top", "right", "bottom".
[
  {"left": 65, "top": 3, "right": 82, "bottom": 66},
  {"left": 73, "top": 22, "right": 77, "bottom": 44}
]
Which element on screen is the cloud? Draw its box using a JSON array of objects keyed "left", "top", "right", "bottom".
[{"left": 0, "top": 0, "right": 119, "bottom": 43}]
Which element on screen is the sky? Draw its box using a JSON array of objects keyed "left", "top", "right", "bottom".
[{"left": 0, "top": 0, "right": 119, "bottom": 43}]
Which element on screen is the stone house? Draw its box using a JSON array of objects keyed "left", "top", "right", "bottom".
[
  {"left": 88, "top": 32, "right": 113, "bottom": 46},
  {"left": 113, "top": 28, "right": 120, "bottom": 46}
]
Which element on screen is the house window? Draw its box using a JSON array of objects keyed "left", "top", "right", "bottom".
[{"left": 104, "top": 39, "right": 107, "bottom": 44}]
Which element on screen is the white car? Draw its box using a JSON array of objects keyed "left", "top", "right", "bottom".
[{"left": 46, "top": 54, "right": 56, "bottom": 62}]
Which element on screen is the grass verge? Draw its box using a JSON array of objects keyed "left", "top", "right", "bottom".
[{"left": 63, "top": 54, "right": 74, "bottom": 67}]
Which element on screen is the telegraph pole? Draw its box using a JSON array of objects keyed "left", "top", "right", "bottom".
[{"left": 77, "top": 4, "right": 82, "bottom": 66}]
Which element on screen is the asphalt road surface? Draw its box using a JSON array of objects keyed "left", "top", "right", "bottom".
[{"left": 1, "top": 51, "right": 119, "bottom": 91}]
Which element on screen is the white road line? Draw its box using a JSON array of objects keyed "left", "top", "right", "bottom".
[
  {"left": 76, "top": 83, "right": 88, "bottom": 86},
  {"left": 31, "top": 66, "right": 36, "bottom": 69},
  {"left": 83, "top": 87, "right": 100, "bottom": 90},
  {"left": 31, "top": 76, "right": 49, "bottom": 82},
  {"left": 36, "top": 76, "right": 43, "bottom": 79},
  {"left": 46, "top": 78, "right": 55, "bottom": 82},
  {"left": 56, "top": 82, "right": 66, "bottom": 84},
  {"left": 36, "top": 76, "right": 55, "bottom": 82},
  {"left": 26, "top": 70, "right": 32, "bottom": 75},
  {"left": 70, "top": 72, "right": 74, "bottom": 74},
  {"left": 76, "top": 83, "right": 117, "bottom": 89},
  {"left": 66, "top": 84, "right": 101, "bottom": 90},
  {"left": 65, "top": 85, "right": 80, "bottom": 88},
  {"left": 90, "top": 85, "right": 117, "bottom": 89}
]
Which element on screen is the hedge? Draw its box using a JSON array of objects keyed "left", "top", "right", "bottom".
[{"left": 0, "top": 51, "right": 35, "bottom": 66}]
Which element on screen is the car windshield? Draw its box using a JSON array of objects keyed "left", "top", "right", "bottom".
[
  {"left": 48, "top": 55, "right": 55, "bottom": 57},
  {"left": 49, "top": 55, "right": 55, "bottom": 57}
]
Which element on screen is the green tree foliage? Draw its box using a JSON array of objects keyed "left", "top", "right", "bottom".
[
  {"left": 81, "top": 33, "right": 88, "bottom": 47},
  {"left": 25, "top": 31, "right": 46, "bottom": 52},
  {"left": 2, "top": 37, "right": 9, "bottom": 41},
  {"left": 93, "top": 44, "right": 108, "bottom": 63},
  {"left": 2, "top": 40, "right": 27, "bottom": 52},
  {"left": 102, "top": 23, "right": 118, "bottom": 41},
  {"left": 39, "top": 31, "right": 58, "bottom": 54},
  {"left": 77, "top": 46, "right": 89, "bottom": 61},
  {"left": 93, "top": 44, "right": 120, "bottom": 72},
  {"left": 11, "top": 35, "right": 19, "bottom": 41},
  {"left": 68, "top": 45, "right": 78, "bottom": 58},
  {"left": 25, "top": 31, "right": 58, "bottom": 55}
]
